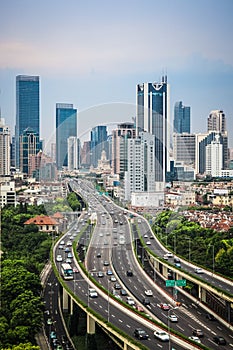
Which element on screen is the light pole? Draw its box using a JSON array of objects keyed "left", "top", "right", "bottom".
[{"left": 168, "top": 306, "right": 178, "bottom": 350}]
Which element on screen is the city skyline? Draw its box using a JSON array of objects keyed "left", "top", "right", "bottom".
[{"left": 0, "top": 0, "right": 233, "bottom": 147}]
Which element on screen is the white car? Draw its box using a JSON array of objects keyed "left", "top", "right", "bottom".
[
  {"left": 56, "top": 255, "right": 62, "bottom": 262},
  {"left": 66, "top": 241, "right": 72, "bottom": 246},
  {"left": 126, "top": 297, "right": 135, "bottom": 306},
  {"left": 145, "top": 289, "right": 153, "bottom": 296},
  {"left": 168, "top": 314, "right": 178, "bottom": 322},
  {"left": 89, "top": 288, "right": 98, "bottom": 298},
  {"left": 189, "top": 336, "right": 201, "bottom": 344},
  {"left": 195, "top": 267, "right": 204, "bottom": 274},
  {"left": 154, "top": 330, "right": 170, "bottom": 341},
  {"left": 146, "top": 241, "right": 151, "bottom": 245}
]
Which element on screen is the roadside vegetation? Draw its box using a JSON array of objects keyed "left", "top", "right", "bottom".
[
  {"left": 152, "top": 210, "right": 233, "bottom": 278},
  {"left": 0, "top": 203, "right": 52, "bottom": 349}
]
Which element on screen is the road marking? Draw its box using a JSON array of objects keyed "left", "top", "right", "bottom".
[{"left": 119, "top": 319, "right": 123, "bottom": 323}]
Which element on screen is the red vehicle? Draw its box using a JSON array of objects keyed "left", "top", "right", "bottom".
[{"left": 160, "top": 303, "right": 170, "bottom": 310}]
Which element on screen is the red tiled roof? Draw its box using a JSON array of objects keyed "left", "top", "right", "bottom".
[
  {"left": 24, "top": 215, "right": 58, "bottom": 226},
  {"left": 52, "top": 212, "right": 63, "bottom": 218}
]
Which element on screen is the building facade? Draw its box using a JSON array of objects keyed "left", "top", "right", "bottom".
[
  {"left": 0, "top": 118, "right": 11, "bottom": 177},
  {"left": 15, "top": 75, "right": 40, "bottom": 168},
  {"left": 111, "top": 122, "right": 136, "bottom": 176},
  {"left": 206, "top": 135, "right": 223, "bottom": 177},
  {"left": 174, "top": 101, "right": 190, "bottom": 133},
  {"left": 173, "top": 133, "right": 196, "bottom": 167},
  {"left": 67, "top": 136, "right": 80, "bottom": 171},
  {"left": 56, "top": 103, "right": 77, "bottom": 170},
  {"left": 125, "top": 131, "right": 155, "bottom": 200},
  {"left": 19, "top": 128, "right": 40, "bottom": 175},
  {"left": 90, "top": 125, "right": 108, "bottom": 168},
  {"left": 136, "top": 77, "right": 170, "bottom": 187},
  {"left": 207, "top": 110, "right": 226, "bottom": 133}
]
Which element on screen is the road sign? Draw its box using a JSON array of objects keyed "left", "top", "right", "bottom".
[
  {"left": 166, "top": 280, "right": 175, "bottom": 287},
  {"left": 176, "top": 279, "right": 186, "bottom": 287}
]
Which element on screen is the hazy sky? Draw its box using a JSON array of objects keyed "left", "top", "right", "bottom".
[{"left": 1, "top": 0, "right": 233, "bottom": 148}]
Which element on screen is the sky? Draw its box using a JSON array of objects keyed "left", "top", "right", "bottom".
[{"left": 1, "top": 0, "right": 233, "bottom": 150}]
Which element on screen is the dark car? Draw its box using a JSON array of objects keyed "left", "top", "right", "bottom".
[
  {"left": 114, "top": 283, "right": 121, "bottom": 290},
  {"left": 193, "top": 329, "right": 204, "bottom": 338},
  {"left": 213, "top": 336, "right": 227, "bottom": 345},
  {"left": 206, "top": 313, "right": 216, "bottom": 321},
  {"left": 120, "top": 289, "right": 128, "bottom": 296},
  {"left": 142, "top": 297, "right": 150, "bottom": 305},
  {"left": 126, "top": 270, "right": 133, "bottom": 277},
  {"left": 134, "top": 328, "right": 149, "bottom": 340}
]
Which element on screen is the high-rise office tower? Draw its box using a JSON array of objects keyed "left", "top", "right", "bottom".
[
  {"left": 19, "top": 127, "right": 40, "bottom": 175},
  {"left": 174, "top": 101, "right": 190, "bottom": 133},
  {"left": 0, "top": 118, "right": 11, "bottom": 176},
  {"left": 15, "top": 75, "right": 40, "bottom": 168},
  {"left": 56, "top": 103, "right": 77, "bottom": 170},
  {"left": 80, "top": 141, "right": 91, "bottom": 167},
  {"left": 67, "top": 136, "right": 80, "bottom": 171},
  {"left": 90, "top": 126, "right": 108, "bottom": 167},
  {"left": 206, "top": 135, "right": 223, "bottom": 177},
  {"left": 173, "top": 133, "right": 196, "bottom": 167},
  {"left": 125, "top": 131, "right": 155, "bottom": 200},
  {"left": 112, "top": 122, "right": 136, "bottom": 176},
  {"left": 136, "top": 76, "right": 170, "bottom": 187},
  {"left": 208, "top": 110, "right": 226, "bottom": 133}
]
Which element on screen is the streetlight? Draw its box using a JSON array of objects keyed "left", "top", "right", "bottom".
[{"left": 168, "top": 306, "right": 178, "bottom": 350}]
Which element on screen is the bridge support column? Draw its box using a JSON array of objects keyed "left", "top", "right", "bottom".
[
  {"left": 63, "top": 287, "right": 69, "bottom": 311},
  {"left": 198, "top": 285, "right": 202, "bottom": 300},
  {"left": 123, "top": 343, "right": 134, "bottom": 350},
  {"left": 200, "top": 287, "right": 207, "bottom": 303},
  {"left": 87, "top": 314, "right": 95, "bottom": 334}
]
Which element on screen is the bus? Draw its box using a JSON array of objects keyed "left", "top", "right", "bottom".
[{"left": 61, "top": 263, "right": 74, "bottom": 280}]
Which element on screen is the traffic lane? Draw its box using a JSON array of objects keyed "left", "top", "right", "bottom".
[{"left": 66, "top": 277, "right": 185, "bottom": 350}]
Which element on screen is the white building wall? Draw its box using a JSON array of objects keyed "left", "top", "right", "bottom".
[{"left": 0, "top": 118, "right": 11, "bottom": 176}]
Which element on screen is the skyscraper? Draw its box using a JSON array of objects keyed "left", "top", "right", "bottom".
[
  {"left": 15, "top": 75, "right": 40, "bottom": 168},
  {"left": 56, "top": 103, "right": 77, "bottom": 169},
  {"left": 19, "top": 127, "right": 40, "bottom": 175},
  {"left": 136, "top": 77, "right": 170, "bottom": 187},
  {"left": 90, "top": 126, "right": 108, "bottom": 167},
  {"left": 0, "top": 118, "right": 11, "bottom": 176},
  {"left": 208, "top": 110, "right": 226, "bottom": 133},
  {"left": 206, "top": 135, "right": 223, "bottom": 177},
  {"left": 174, "top": 101, "right": 190, "bottom": 133}
]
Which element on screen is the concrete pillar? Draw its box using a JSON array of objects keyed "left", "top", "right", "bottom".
[
  {"left": 198, "top": 285, "right": 202, "bottom": 300},
  {"left": 87, "top": 313, "right": 95, "bottom": 334},
  {"left": 63, "top": 288, "right": 69, "bottom": 311},
  {"left": 70, "top": 298, "right": 74, "bottom": 315},
  {"left": 200, "top": 287, "right": 207, "bottom": 303}
]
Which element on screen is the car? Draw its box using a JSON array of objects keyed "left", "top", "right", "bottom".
[
  {"left": 120, "top": 289, "right": 128, "bottom": 296},
  {"left": 106, "top": 270, "right": 113, "bottom": 275},
  {"left": 98, "top": 271, "right": 104, "bottom": 278},
  {"left": 146, "top": 241, "right": 151, "bottom": 245},
  {"left": 58, "top": 244, "right": 63, "bottom": 249},
  {"left": 99, "top": 233, "right": 103, "bottom": 237},
  {"left": 163, "top": 254, "right": 169, "bottom": 260},
  {"left": 150, "top": 235, "right": 154, "bottom": 239},
  {"left": 104, "top": 240, "right": 108, "bottom": 245},
  {"left": 47, "top": 318, "right": 53, "bottom": 325},
  {"left": 50, "top": 331, "right": 57, "bottom": 339},
  {"left": 110, "top": 276, "right": 117, "bottom": 282},
  {"left": 126, "top": 270, "right": 133, "bottom": 277},
  {"left": 67, "top": 252, "right": 73, "bottom": 258},
  {"left": 168, "top": 314, "right": 178, "bottom": 322},
  {"left": 144, "top": 234, "right": 148, "bottom": 238},
  {"left": 189, "top": 336, "right": 201, "bottom": 344},
  {"left": 195, "top": 267, "right": 204, "bottom": 274},
  {"left": 142, "top": 298, "right": 150, "bottom": 305},
  {"left": 154, "top": 330, "right": 169, "bottom": 341},
  {"left": 66, "top": 241, "right": 72, "bottom": 246},
  {"left": 160, "top": 303, "right": 170, "bottom": 310},
  {"left": 175, "top": 262, "right": 181, "bottom": 268},
  {"left": 64, "top": 247, "right": 71, "bottom": 253},
  {"left": 174, "top": 257, "right": 180, "bottom": 263},
  {"left": 89, "top": 288, "right": 98, "bottom": 298},
  {"left": 166, "top": 252, "right": 173, "bottom": 258},
  {"left": 135, "top": 304, "right": 144, "bottom": 312},
  {"left": 126, "top": 297, "right": 135, "bottom": 306},
  {"left": 114, "top": 283, "right": 121, "bottom": 290},
  {"left": 72, "top": 267, "right": 79, "bottom": 273},
  {"left": 56, "top": 255, "right": 63, "bottom": 262},
  {"left": 144, "top": 289, "right": 153, "bottom": 296},
  {"left": 96, "top": 252, "right": 101, "bottom": 258},
  {"left": 57, "top": 345, "right": 63, "bottom": 350},
  {"left": 60, "top": 240, "right": 65, "bottom": 245},
  {"left": 213, "top": 336, "right": 227, "bottom": 345},
  {"left": 103, "top": 261, "right": 109, "bottom": 266},
  {"left": 206, "top": 313, "right": 216, "bottom": 321},
  {"left": 193, "top": 329, "right": 204, "bottom": 338},
  {"left": 134, "top": 328, "right": 149, "bottom": 340},
  {"left": 65, "top": 258, "right": 72, "bottom": 263}
]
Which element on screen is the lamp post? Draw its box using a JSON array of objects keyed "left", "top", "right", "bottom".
[{"left": 168, "top": 306, "right": 178, "bottom": 350}]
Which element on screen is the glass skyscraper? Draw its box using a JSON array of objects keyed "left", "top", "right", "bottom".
[
  {"left": 174, "top": 101, "right": 190, "bottom": 134},
  {"left": 15, "top": 75, "right": 40, "bottom": 168},
  {"left": 90, "top": 125, "right": 108, "bottom": 167},
  {"left": 56, "top": 103, "right": 77, "bottom": 169},
  {"left": 136, "top": 76, "right": 170, "bottom": 185}
]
